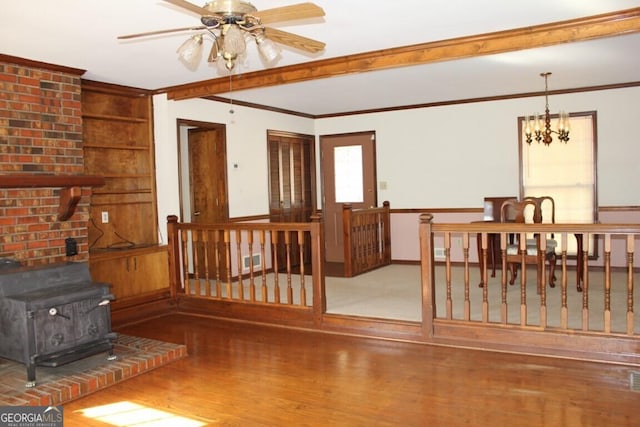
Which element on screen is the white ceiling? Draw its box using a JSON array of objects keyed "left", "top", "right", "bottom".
[{"left": 2, "top": 0, "right": 640, "bottom": 116}]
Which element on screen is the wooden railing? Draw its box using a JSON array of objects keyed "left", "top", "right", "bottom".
[
  {"left": 166, "top": 215, "right": 326, "bottom": 327},
  {"left": 420, "top": 214, "right": 640, "bottom": 365},
  {"left": 164, "top": 213, "right": 640, "bottom": 365},
  {"left": 342, "top": 201, "right": 392, "bottom": 277}
]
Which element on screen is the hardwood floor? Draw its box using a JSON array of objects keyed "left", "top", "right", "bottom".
[{"left": 62, "top": 313, "right": 638, "bottom": 426}]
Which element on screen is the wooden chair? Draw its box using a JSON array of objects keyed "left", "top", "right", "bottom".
[{"left": 501, "top": 197, "right": 557, "bottom": 293}]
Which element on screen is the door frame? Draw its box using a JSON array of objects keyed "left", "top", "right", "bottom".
[{"left": 176, "top": 119, "right": 229, "bottom": 223}]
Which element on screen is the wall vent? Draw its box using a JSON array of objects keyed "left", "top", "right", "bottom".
[
  {"left": 631, "top": 371, "right": 640, "bottom": 392},
  {"left": 243, "top": 253, "right": 261, "bottom": 270}
]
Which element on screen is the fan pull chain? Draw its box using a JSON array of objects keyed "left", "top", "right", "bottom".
[{"left": 229, "top": 72, "right": 234, "bottom": 115}]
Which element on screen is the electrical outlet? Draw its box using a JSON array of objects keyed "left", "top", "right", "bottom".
[{"left": 101, "top": 211, "right": 109, "bottom": 224}]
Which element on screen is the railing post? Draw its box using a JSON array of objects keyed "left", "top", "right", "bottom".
[
  {"left": 310, "top": 214, "right": 326, "bottom": 326},
  {"left": 382, "top": 201, "right": 391, "bottom": 264},
  {"left": 419, "top": 213, "right": 435, "bottom": 339},
  {"left": 166, "top": 215, "right": 181, "bottom": 298},
  {"left": 342, "top": 204, "right": 354, "bottom": 277}
]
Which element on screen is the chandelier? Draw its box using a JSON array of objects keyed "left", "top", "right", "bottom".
[{"left": 524, "top": 72, "right": 570, "bottom": 145}]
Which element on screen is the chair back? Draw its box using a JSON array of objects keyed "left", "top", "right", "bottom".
[
  {"left": 523, "top": 196, "right": 555, "bottom": 224},
  {"left": 500, "top": 198, "right": 538, "bottom": 224}
]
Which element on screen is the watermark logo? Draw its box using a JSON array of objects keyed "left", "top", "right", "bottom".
[{"left": 0, "top": 406, "right": 63, "bottom": 427}]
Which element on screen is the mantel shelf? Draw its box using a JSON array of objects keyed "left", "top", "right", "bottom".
[
  {"left": 0, "top": 174, "right": 105, "bottom": 188},
  {"left": 0, "top": 174, "right": 105, "bottom": 221}
]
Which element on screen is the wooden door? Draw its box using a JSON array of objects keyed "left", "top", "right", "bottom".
[
  {"left": 188, "top": 127, "right": 229, "bottom": 279},
  {"left": 189, "top": 128, "right": 228, "bottom": 223},
  {"left": 320, "top": 131, "right": 377, "bottom": 263},
  {"left": 267, "top": 131, "right": 316, "bottom": 271}
]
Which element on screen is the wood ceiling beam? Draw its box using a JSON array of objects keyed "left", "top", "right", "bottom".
[{"left": 164, "top": 7, "right": 640, "bottom": 101}]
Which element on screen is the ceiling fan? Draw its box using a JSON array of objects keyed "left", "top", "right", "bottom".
[{"left": 118, "top": 0, "right": 326, "bottom": 72}]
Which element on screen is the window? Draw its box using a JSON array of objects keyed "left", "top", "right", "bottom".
[{"left": 518, "top": 111, "right": 598, "bottom": 255}]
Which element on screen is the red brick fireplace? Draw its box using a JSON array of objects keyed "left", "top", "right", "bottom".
[{"left": 0, "top": 55, "right": 96, "bottom": 266}]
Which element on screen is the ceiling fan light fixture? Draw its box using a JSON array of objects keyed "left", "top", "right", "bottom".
[
  {"left": 122, "top": 1, "right": 326, "bottom": 74},
  {"left": 177, "top": 34, "right": 204, "bottom": 70},
  {"left": 222, "top": 24, "right": 246, "bottom": 56},
  {"left": 207, "top": 37, "right": 221, "bottom": 62},
  {"left": 222, "top": 51, "right": 238, "bottom": 70},
  {"left": 255, "top": 33, "right": 280, "bottom": 63}
]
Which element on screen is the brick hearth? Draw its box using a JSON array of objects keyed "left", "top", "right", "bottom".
[{"left": 0, "top": 334, "right": 187, "bottom": 406}]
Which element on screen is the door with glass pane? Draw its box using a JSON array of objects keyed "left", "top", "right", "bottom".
[{"left": 320, "top": 131, "right": 377, "bottom": 263}]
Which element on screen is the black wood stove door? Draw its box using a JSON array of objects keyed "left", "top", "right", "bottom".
[{"left": 32, "top": 296, "right": 111, "bottom": 355}]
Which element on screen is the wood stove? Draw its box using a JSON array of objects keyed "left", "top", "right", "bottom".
[{"left": 0, "top": 261, "right": 117, "bottom": 387}]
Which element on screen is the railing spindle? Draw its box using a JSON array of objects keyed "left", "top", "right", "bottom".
[
  {"left": 202, "top": 230, "right": 211, "bottom": 296},
  {"left": 223, "top": 230, "right": 232, "bottom": 299},
  {"left": 481, "top": 232, "right": 488, "bottom": 322},
  {"left": 519, "top": 232, "right": 527, "bottom": 326},
  {"left": 540, "top": 235, "right": 547, "bottom": 328},
  {"left": 463, "top": 233, "right": 470, "bottom": 321},
  {"left": 193, "top": 230, "right": 202, "bottom": 296},
  {"left": 235, "top": 230, "right": 243, "bottom": 301},
  {"left": 604, "top": 234, "right": 612, "bottom": 333},
  {"left": 560, "top": 233, "right": 568, "bottom": 329},
  {"left": 444, "top": 232, "right": 452, "bottom": 320},
  {"left": 582, "top": 234, "right": 590, "bottom": 331},
  {"left": 269, "top": 231, "right": 278, "bottom": 303},
  {"left": 181, "top": 230, "right": 191, "bottom": 295},
  {"left": 627, "top": 234, "right": 635, "bottom": 335},
  {"left": 299, "top": 230, "right": 306, "bottom": 306},
  {"left": 500, "top": 233, "right": 508, "bottom": 323},
  {"left": 284, "top": 231, "right": 292, "bottom": 304}
]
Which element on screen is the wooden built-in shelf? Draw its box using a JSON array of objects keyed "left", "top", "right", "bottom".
[{"left": 0, "top": 174, "right": 105, "bottom": 221}]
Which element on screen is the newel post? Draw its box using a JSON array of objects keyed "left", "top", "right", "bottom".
[
  {"left": 166, "top": 215, "right": 181, "bottom": 298},
  {"left": 419, "top": 213, "right": 436, "bottom": 339},
  {"left": 342, "top": 204, "right": 354, "bottom": 277},
  {"left": 382, "top": 201, "right": 391, "bottom": 263},
  {"left": 310, "top": 214, "right": 326, "bottom": 325}
]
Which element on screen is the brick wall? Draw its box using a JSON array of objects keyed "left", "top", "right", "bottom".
[{"left": 0, "top": 57, "right": 89, "bottom": 265}]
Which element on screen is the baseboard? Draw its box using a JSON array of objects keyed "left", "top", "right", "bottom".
[{"left": 111, "top": 297, "right": 177, "bottom": 328}]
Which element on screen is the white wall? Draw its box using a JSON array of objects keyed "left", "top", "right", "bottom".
[
  {"left": 315, "top": 86, "right": 640, "bottom": 208},
  {"left": 153, "top": 86, "right": 640, "bottom": 243},
  {"left": 153, "top": 95, "right": 315, "bottom": 243}
]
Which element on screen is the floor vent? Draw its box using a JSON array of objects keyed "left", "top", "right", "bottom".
[
  {"left": 243, "top": 253, "right": 262, "bottom": 270},
  {"left": 631, "top": 371, "right": 640, "bottom": 392}
]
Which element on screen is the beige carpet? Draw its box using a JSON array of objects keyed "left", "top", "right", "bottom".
[
  {"left": 184, "top": 263, "right": 639, "bottom": 333},
  {"left": 326, "top": 264, "right": 640, "bottom": 334}
]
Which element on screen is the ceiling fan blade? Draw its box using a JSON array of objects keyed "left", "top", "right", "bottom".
[
  {"left": 163, "top": 0, "right": 210, "bottom": 16},
  {"left": 118, "top": 26, "right": 207, "bottom": 40},
  {"left": 252, "top": 3, "right": 325, "bottom": 25},
  {"left": 264, "top": 27, "right": 325, "bottom": 53}
]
